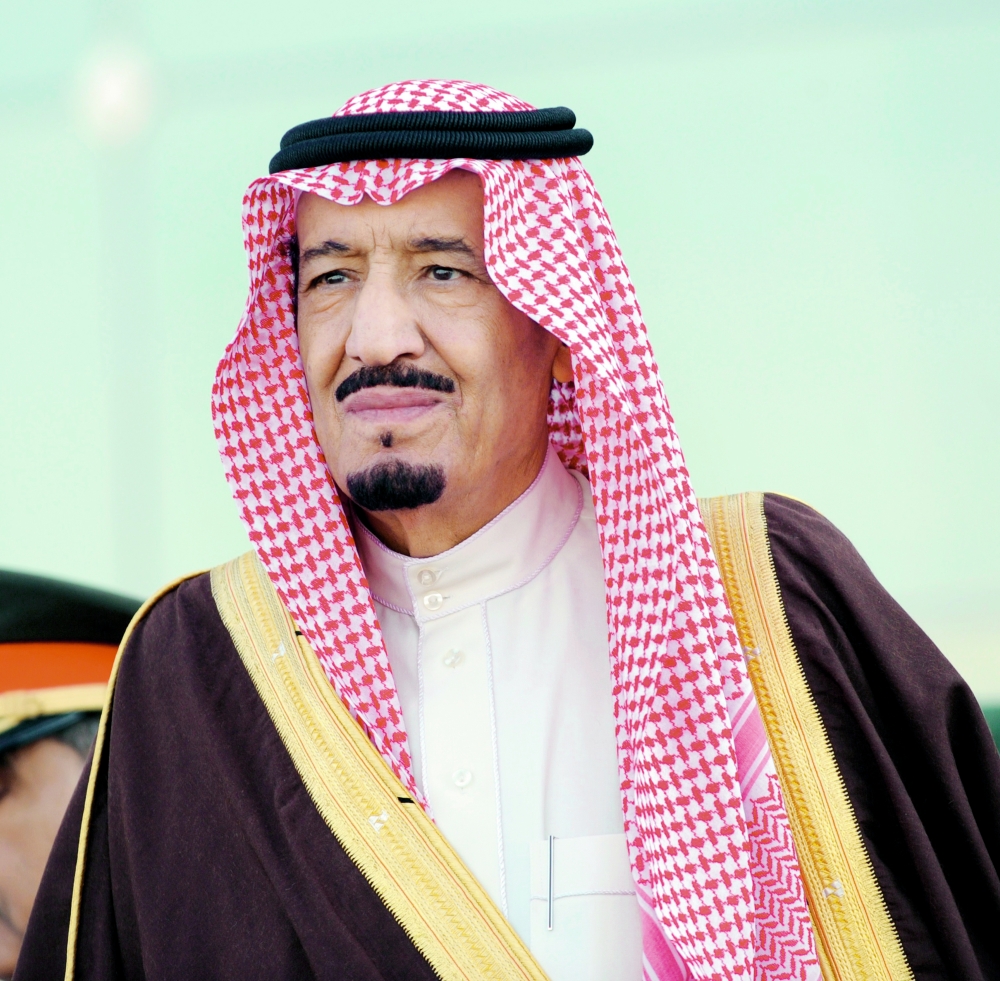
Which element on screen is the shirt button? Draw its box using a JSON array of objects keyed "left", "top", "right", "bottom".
[
  {"left": 452, "top": 769, "right": 473, "bottom": 789},
  {"left": 422, "top": 592, "right": 445, "bottom": 611},
  {"left": 442, "top": 649, "right": 464, "bottom": 668},
  {"left": 416, "top": 568, "right": 438, "bottom": 586}
]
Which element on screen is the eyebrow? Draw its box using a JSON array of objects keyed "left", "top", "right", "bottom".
[
  {"left": 298, "top": 236, "right": 478, "bottom": 268},
  {"left": 409, "top": 237, "right": 477, "bottom": 258},
  {"left": 299, "top": 240, "right": 352, "bottom": 265}
]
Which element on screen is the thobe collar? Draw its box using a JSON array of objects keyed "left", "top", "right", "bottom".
[{"left": 349, "top": 444, "right": 584, "bottom": 623}]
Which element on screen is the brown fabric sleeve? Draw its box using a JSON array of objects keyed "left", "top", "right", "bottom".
[
  {"left": 14, "top": 573, "right": 439, "bottom": 981},
  {"left": 763, "top": 493, "right": 1000, "bottom": 981}
]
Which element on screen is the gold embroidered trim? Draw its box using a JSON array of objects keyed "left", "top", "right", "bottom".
[
  {"left": 211, "top": 551, "right": 548, "bottom": 981},
  {"left": 65, "top": 570, "right": 205, "bottom": 981},
  {"left": 0, "top": 683, "right": 107, "bottom": 733},
  {"left": 699, "top": 492, "right": 913, "bottom": 981}
]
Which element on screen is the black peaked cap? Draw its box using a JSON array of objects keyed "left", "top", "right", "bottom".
[{"left": 0, "top": 570, "right": 142, "bottom": 645}]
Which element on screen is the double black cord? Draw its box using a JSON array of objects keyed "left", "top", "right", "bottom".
[{"left": 269, "top": 107, "right": 592, "bottom": 173}]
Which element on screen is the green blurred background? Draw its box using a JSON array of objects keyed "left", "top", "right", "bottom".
[{"left": 2, "top": 1, "right": 998, "bottom": 706}]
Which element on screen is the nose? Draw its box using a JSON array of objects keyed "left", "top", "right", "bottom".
[{"left": 344, "top": 264, "right": 425, "bottom": 366}]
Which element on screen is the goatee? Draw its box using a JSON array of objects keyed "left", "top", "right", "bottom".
[{"left": 346, "top": 459, "right": 446, "bottom": 511}]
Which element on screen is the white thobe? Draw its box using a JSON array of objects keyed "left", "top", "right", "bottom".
[{"left": 350, "top": 445, "right": 643, "bottom": 980}]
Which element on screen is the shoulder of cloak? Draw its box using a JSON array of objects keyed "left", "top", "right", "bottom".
[
  {"left": 760, "top": 493, "right": 1000, "bottom": 981},
  {"left": 14, "top": 566, "right": 443, "bottom": 981}
]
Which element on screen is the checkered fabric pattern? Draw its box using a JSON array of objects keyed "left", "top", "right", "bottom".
[{"left": 214, "top": 79, "right": 820, "bottom": 981}]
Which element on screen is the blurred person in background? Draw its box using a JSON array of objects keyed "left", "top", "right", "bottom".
[
  {"left": 15, "top": 80, "right": 1000, "bottom": 981},
  {"left": 0, "top": 571, "right": 138, "bottom": 979}
]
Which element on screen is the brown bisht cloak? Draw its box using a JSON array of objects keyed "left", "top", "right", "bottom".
[{"left": 13, "top": 495, "right": 1000, "bottom": 981}]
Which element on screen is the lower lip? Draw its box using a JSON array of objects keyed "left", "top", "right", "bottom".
[{"left": 346, "top": 404, "right": 442, "bottom": 424}]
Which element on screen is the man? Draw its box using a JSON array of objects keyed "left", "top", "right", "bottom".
[
  {"left": 15, "top": 80, "right": 1000, "bottom": 981},
  {"left": 0, "top": 570, "right": 139, "bottom": 978}
]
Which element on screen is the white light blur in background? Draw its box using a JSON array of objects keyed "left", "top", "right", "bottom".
[{"left": 75, "top": 44, "right": 154, "bottom": 146}]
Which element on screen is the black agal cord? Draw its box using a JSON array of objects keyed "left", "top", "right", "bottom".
[{"left": 269, "top": 107, "right": 593, "bottom": 173}]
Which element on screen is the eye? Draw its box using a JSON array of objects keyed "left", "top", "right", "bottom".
[
  {"left": 306, "top": 269, "right": 351, "bottom": 290},
  {"left": 427, "top": 266, "right": 463, "bottom": 282}
]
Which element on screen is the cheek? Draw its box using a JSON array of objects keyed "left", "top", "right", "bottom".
[
  {"left": 481, "top": 313, "right": 556, "bottom": 397},
  {"left": 298, "top": 316, "right": 349, "bottom": 396},
  {"left": 418, "top": 293, "right": 533, "bottom": 386}
]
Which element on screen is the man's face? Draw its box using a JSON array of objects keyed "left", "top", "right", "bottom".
[
  {"left": 295, "top": 171, "right": 564, "bottom": 554},
  {"left": 0, "top": 738, "right": 86, "bottom": 979}
]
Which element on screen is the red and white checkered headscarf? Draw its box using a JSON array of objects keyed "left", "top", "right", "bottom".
[{"left": 214, "top": 79, "right": 819, "bottom": 981}]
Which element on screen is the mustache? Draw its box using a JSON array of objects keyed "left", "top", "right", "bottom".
[{"left": 335, "top": 362, "right": 456, "bottom": 402}]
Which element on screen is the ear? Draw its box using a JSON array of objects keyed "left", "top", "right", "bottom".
[{"left": 552, "top": 342, "right": 573, "bottom": 383}]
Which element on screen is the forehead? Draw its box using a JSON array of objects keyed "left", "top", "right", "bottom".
[{"left": 295, "top": 169, "right": 485, "bottom": 248}]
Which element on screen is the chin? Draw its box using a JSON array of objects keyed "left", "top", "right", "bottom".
[{"left": 344, "top": 456, "right": 448, "bottom": 512}]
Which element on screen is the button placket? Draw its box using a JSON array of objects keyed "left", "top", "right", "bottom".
[{"left": 417, "top": 608, "right": 503, "bottom": 902}]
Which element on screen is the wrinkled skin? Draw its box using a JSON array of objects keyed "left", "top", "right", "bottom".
[
  {"left": 0, "top": 738, "right": 86, "bottom": 979},
  {"left": 296, "top": 170, "right": 572, "bottom": 557}
]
